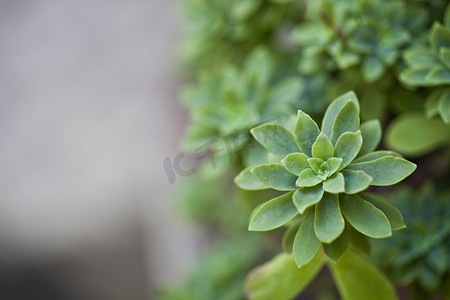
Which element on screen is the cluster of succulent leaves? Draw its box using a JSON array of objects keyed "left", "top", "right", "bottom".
[
  {"left": 385, "top": 3, "right": 450, "bottom": 157},
  {"left": 235, "top": 92, "right": 416, "bottom": 269},
  {"left": 181, "top": 46, "right": 303, "bottom": 178},
  {"left": 371, "top": 183, "right": 450, "bottom": 299},
  {"left": 180, "top": 0, "right": 302, "bottom": 71},
  {"left": 290, "top": 0, "right": 430, "bottom": 82},
  {"left": 163, "top": 0, "right": 450, "bottom": 299}
]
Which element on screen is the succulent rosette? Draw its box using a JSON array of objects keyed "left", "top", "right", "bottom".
[{"left": 235, "top": 91, "right": 417, "bottom": 267}]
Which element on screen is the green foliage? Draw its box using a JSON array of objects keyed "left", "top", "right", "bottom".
[
  {"left": 182, "top": 46, "right": 302, "bottom": 179},
  {"left": 371, "top": 183, "right": 450, "bottom": 297},
  {"left": 236, "top": 91, "right": 416, "bottom": 267},
  {"left": 245, "top": 248, "right": 398, "bottom": 300},
  {"left": 166, "top": 0, "right": 450, "bottom": 299}
]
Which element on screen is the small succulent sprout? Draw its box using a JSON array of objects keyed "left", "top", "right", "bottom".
[{"left": 235, "top": 91, "right": 416, "bottom": 267}]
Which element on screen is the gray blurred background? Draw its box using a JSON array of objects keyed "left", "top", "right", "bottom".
[{"left": 0, "top": 1, "right": 199, "bottom": 299}]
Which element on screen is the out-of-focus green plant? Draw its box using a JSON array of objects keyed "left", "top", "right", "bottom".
[
  {"left": 181, "top": 0, "right": 301, "bottom": 70},
  {"left": 371, "top": 183, "right": 450, "bottom": 299},
  {"left": 181, "top": 46, "right": 303, "bottom": 179}
]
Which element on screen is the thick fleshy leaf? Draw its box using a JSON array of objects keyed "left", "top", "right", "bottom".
[
  {"left": 361, "top": 194, "right": 405, "bottom": 231},
  {"left": 399, "top": 66, "right": 431, "bottom": 86},
  {"left": 322, "top": 91, "right": 360, "bottom": 138},
  {"left": 251, "top": 124, "right": 299, "bottom": 158},
  {"left": 425, "top": 65, "right": 450, "bottom": 85},
  {"left": 314, "top": 193, "right": 345, "bottom": 243},
  {"left": 281, "top": 153, "right": 310, "bottom": 176},
  {"left": 324, "top": 230, "right": 349, "bottom": 262},
  {"left": 312, "top": 133, "right": 334, "bottom": 160},
  {"left": 352, "top": 150, "right": 402, "bottom": 163},
  {"left": 293, "top": 209, "right": 321, "bottom": 268},
  {"left": 327, "top": 157, "right": 343, "bottom": 176},
  {"left": 282, "top": 221, "right": 302, "bottom": 253},
  {"left": 347, "top": 225, "right": 371, "bottom": 255},
  {"left": 235, "top": 166, "right": 270, "bottom": 190},
  {"left": 342, "top": 170, "right": 372, "bottom": 194},
  {"left": 329, "top": 250, "right": 399, "bottom": 300},
  {"left": 362, "top": 55, "right": 384, "bottom": 83},
  {"left": 430, "top": 22, "right": 450, "bottom": 53},
  {"left": 252, "top": 164, "right": 298, "bottom": 191},
  {"left": 296, "top": 168, "right": 322, "bottom": 187},
  {"left": 403, "top": 48, "right": 439, "bottom": 68},
  {"left": 249, "top": 192, "right": 297, "bottom": 231},
  {"left": 293, "top": 185, "right": 324, "bottom": 214},
  {"left": 330, "top": 100, "right": 360, "bottom": 146},
  {"left": 323, "top": 172, "right": 345, "bottom": 194},
  {"left": 307, "top": 158, "right": 324, "bottom": 174},
  {"left": 244, "top": 252, "right": 324, "bottom": 300},
  {"left": 425, "top": 88, "right": 444, "bottom": 118},
  {"left": 347, "top": 156, "right": 416, "bottom": 186},
  {"left": 294, "top": 110, "right": 320, "bottom": 157},
  {"left": 440, "top": 47, "right": 450, "bottom": 69},
  {"left": 438, "top": 88, "right": 450, "bottom": 123},
  {"left": 334, "top": 131, "right": 363, "bottom": 170},
  {"left": 358, "top": 120, "right": 381, "bottom": 157},
  {"left": 340, "top": 194, "right": 391, "bottom": 238},
  {"left": 386, "top": 113, "right": 450, "bottom": 157}
]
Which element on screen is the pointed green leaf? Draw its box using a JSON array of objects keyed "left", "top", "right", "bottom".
[
  {"left": 323, "top": 172, "right": 345, "bottom": 194},
  {"left": 281, "top": 153, "right": 310, "bottom": 176},
  {"left": 330, "top": 100, "right": 360, "bottom": 145},
  {"left": 334, "top": 131, "right": 363, "bottom": 170},
  {"left": 358, "top": 120, "right": 381, "bottom": 157},
  {"left": 293, "top": 209, "right": 321, "bottom": 268},
  {"left": 249, "top": 192, "right": 297, "bottom": 231},
  {"left": 352, "top": 150, "right": 402, "bottom": 163},
  {"left": 340, "top": 194, "right": 391, "bottom": 238},
  {"left": 347, "top": 225, "right": 370, "bottom": 255},
  {"left": 342, "top": 170, "right": 372, "bottom": 194},
  {"left": 361, "top": 194, "right": 405, "bottom": 231},
  {"left": 307, "top": 158, "right": 324, "bottom": 174},
  {"left": 439, "top": 47, "right": 450, "bottom": 69},
  {"left": 362, "top": 55, "right": 385, "bottom": 83},
  {"left": 430, "top": 22, "right": 450, "bottom": 53},
  {"left": 312, "top": 133, "right": 334, "bottom": 160},
  {"left": 425, "top": 88, "right": 445, "bottom": 118},
  {"left": 294, "top": 110, "right": 320, "bottom": 157},
  {"left": 296, "top": 168, "right": 322, "bottom": 187},
  {"left": 329, "top": 250, "right": 399, "bottom": 300},
  {"left": 386, "top": 113, "right": 450, "bottom": 157},
  {"left": 425, "top": 65, "right": 450, "bottom": 85},
  {"left": 347, "top": 156, "right": 416, "bottom": 186},
  {"left": 245, "top": 252, "right": 324, "bottom": 300},
  {"left": 314, "top": 193, "right": 345, "bottom": 243},
  {"left": 327, "top": 157, "right": 343, "bottom": 176},
  {"left": 324, "top": 230, "right": 349, "bottom": 262},
  {"left": 282, "top": 221, "right": 302, "bottom": 253},
  {"left": 403, "top": 48, "right": 439, "bottom": 68},
  {"left": 322, "top": 91, "right": 360, "bottom": 138},
  {"left": 399, "top": 66, "right": 431, "bottom": 86},
  {"left": 235, "top": 166, "right": 270, "bottom": 190},
  {"left": 438, "top": 88, "right": 450, "bottom": 123},
  {"left": 252, "top": 164, "right": 298, "bottom": 191},
  {"left": 293, "top": 185, "right": 324, "bottom": 214},
  {"left": 251, "top": 124, "right": 299, "bottom": 158}
]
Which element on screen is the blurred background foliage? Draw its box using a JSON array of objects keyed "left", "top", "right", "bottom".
[{"left": 158, "top": 0, "right": 450, "bottom": 299}]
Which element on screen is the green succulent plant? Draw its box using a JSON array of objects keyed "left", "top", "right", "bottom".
[
  {"left": 235, "top": 91, "right": 416, "bottom": 267},
  {"left": 181, "top": 0, "right": 301, "bottom": 70},
  {"left": 291, "top": 0, "right": 429, "bottom": 82},
  {"left": 399, "top": 4, "right": 450, "bottom": 124},
  {"left": 181, "top": 46, "right": 303, "bottom": 178},
  {"left": 371, "top": 183, "right": 450, "bottom": 298}
]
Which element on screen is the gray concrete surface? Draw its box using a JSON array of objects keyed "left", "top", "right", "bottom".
[{"left": 0, "top": 1, "right": 199, "bottom": 298}]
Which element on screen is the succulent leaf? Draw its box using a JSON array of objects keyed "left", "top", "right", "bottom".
[
  {"left": 293, "top": 209, "right": 321, "bottom": 268},
  {"left": 281, "top": 153, "right": 310, "bottom": 176},
  {"left": 249, "top": 192, "right": 297, "bottom": 231},
  {"left": 251, "top": 124, "right": 300, "bottom": 158},
  {"left": 294, "top": 110, "right": 321, "bottom": 156},
  {"left": 251, "top": 164, "right": 298, "bottom": 191},
  {"left": 293, "top": 185, "right": 325, "bottom": 214},
  {"left": 314, "top": 193, "right": 345, "bottom": 243}
]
